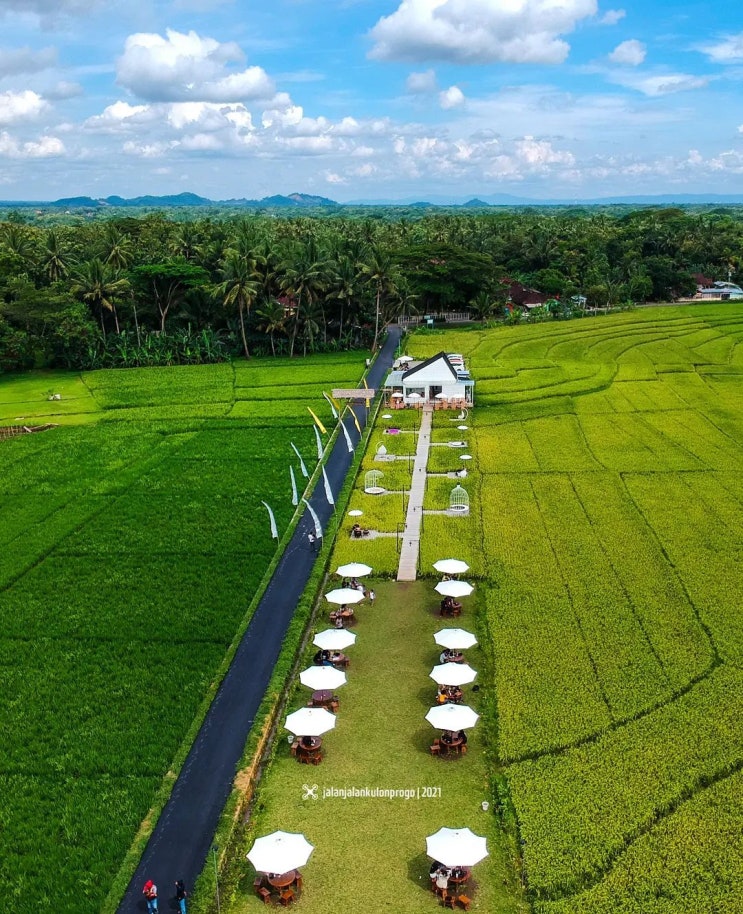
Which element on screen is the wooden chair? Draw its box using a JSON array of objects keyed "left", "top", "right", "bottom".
[
  {"left": 430, "top": 743, "right": 440, "bottom": 756},
  {"left": 280, "top": 887, "right": 296, "bottom": 906},
  {"left": 253, "top": 876, "right": 264, "bottom": 892},
  {"left": 289, "top": 740, "right": 299, "bottom": 757},
  {"left": 460, "top": 744, "right": 468, "bottom": 756},
  {"left": 442, "top": 892, "right": 456, "bottom": 909},
  {"left": 457, "top": 894, "right": 472, "bottom": 911},
  {"left": 257, "top": 887, "right": 272, "bottom": 905}
]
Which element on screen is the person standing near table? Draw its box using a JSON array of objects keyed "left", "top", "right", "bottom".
[{"left": 175, "top": 879, "right": 187, "bottom": 914}]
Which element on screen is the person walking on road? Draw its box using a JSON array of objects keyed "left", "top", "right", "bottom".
[
  {"left": 175, "top": 879, "right": 188, "bottom": 913},
  {"left": 142, "top": 879, "right": 158, "bottom": 913}
]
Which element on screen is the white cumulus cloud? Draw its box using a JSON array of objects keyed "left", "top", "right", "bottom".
[
  {"left": 439, "top": 85, "right": 465, "bottom": 109},
  {"left": 117, "top": 29, "right": 275, "bottom": 103},
  {"left": 0, "top": 130, "right": 64, "bottom": 158},
  {"left": 369, "top": 0, "right": 598, "bottom": 65},
  {"left": 0, "top": 89, "right": 48, "bottom": 126},
  {"left": 609, "top": 39, "right": 646, "bottom": 66}
]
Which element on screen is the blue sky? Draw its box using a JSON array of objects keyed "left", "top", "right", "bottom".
[{"left": 1, "top": 0, "right": 742, "bottom": 201}]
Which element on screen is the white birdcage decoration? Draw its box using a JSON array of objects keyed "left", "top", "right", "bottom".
[
  {"left": 449, "top": 484, "right": 470, "bottom": 514},
  {"left": 364, "top": 469, "right": 385, "bottom": 494}
]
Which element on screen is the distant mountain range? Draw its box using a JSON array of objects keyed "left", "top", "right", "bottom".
[
  {"left": 3, "top": 190, "right": 743, "bottom": 209},
  {"left": 1, "top": 191, "right": 340, "bottom": 209}
]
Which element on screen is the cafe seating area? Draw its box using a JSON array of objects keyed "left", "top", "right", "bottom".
[{"left": 254, "top": 870, "right": 303, "bottom": 906}]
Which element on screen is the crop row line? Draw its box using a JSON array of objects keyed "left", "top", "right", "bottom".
[{"left": 531, "top": 752, "right": 743, "bottom": 903}]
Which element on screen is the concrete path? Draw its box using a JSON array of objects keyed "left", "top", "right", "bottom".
[
  {"left": 117, "top": 328, "right": 400, "bottom": 913},
  {"left": 396, "top": 404, "right": 433, "bottom": 581}
]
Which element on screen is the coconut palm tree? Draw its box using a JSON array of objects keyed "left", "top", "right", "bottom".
[
  {"left": 360, "top": 246, "right": 398, "bottom": 352},
  {"left": 214, "top": 252, "right": 260, "bottom": 358},
  {"left": 42, "top": 229, "right": 73, "bottom": 283},
  {"left": 255, "top": 300, "right": 286, "bottom": 356},
  {"left": 71, "top": 259, "right": 130, "bottom": 336}
]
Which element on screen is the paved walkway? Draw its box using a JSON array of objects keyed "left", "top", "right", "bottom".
[
  {"left": 396, "top": 405, "right": 433, "bottom": 581},
  {"left": 117, "top": 328, "right": 400, "bottom": 913}
]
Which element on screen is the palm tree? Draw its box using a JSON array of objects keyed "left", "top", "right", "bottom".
[
  {"left": 71, "top": 259, "right": 130, "bottom": 336},
  {"left": 42, "top": 229, "right": 73, "bottom": 283},
  {"left": 278, "top": 247, "right": 326, "bottom": 357},
  {"left": 361, "top": 246, "right": 398, "bottom": 352},
  {"left": 255, "top": 300, "right": 286, "bottom": 356},
  {"left": 99, "top": 224, "right": 133, "bottom": 271},
  {"left": 214, "top": 253, "right": 260, "bottom": 358}
]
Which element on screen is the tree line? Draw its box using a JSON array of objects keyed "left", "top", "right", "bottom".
[{"left": 1, "top": 206, "right": 741, "bottom": 372}]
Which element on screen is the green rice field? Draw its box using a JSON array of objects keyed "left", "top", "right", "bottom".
[{"left": 0, "top": 353, "right": 367, "bottom": 914}]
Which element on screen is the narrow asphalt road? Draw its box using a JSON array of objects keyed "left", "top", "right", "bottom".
[{"left": 118, "top": 327, "right": 401, "bottom": 912}]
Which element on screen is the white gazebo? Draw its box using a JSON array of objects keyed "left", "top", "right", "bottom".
[{"left": 384, "top": 352, "right": 474, "bottom": 407}]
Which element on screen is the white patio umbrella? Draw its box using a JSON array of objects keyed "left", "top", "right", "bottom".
[
  {"left": 299, "top": 666, "right": 347, "bottom": 690},
  {"left": 425, "top": 703, "right": 479, "bottom": 731},
  {"left": 285, "top": 707, "right": 337, "bottom": 737},
  {"left": 434, "top": 629, "right": 478, "bottom": 650},
  {"left": 430, "top": 663, "right": 477, "bottom": 687},
  {"left": 433, "top": 559, "right": 470, "bottom": 575},
  {"left": 391, "top": 392, "right": 404, "bottom": 399},
  {"left": 398, "top": 355, "right": 414, "bottom": 363},
  {"left": 435, "top": 580, "right": 474, "bottom": 598},
  {"left": 247, "top": 831, "right": 315, "bottom": 874},
  {"left": 313, "top": 629, "right": 357, "bottom": 650},
  {"left": 425, "top": 827, "right": 488, "bottom": 868},
  {"left": 325, "top": 587, "right": 366, "bottom": 605},
  {"left": 336, "top": 562, "right": 373, "bottom": 578},
  {"left": 407, "top": 392, "right": 423, "bottom": 401},
  {"left": 435, "top": 392, "right": 449, "bottom": 399}
]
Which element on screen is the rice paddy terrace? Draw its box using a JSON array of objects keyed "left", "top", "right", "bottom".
[{"left": 409, "top": 304, "right": 743, "bottom": 913}]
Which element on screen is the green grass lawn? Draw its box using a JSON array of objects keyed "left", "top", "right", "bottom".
[{"left": 233, "top": 581, "right": 526, "bottom": 914}]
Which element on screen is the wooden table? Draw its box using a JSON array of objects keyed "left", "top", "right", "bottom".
[
  {"left": 436, "top": 687, "right": 464, "bottom": 704},
  {"left": 296, "top": 736, "right": 323, "bottom": 764},
  {"left": 439, "top": 735, "right": 465, "bottom": 757},
  {"left": 329, "top": 652, "right": 349, "bottom": 668},
  {"left": 447, "top": 867, "right": 471, "bottom": 888},
  {"left": 329, "top": 608, "right": 355, "bottom": 627},
  {"left": 310, "top": 690, "right": 338, "bottom": 711},
  {"left": 267, "top": 869, "right": 299, "bottom": 889},
  {"left": 440, "top": 650, "right": 464, "bottom": 664}
]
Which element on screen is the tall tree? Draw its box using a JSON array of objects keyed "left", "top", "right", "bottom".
[
  {"left": 214, "top": 253, "right": 260, "bottom": 358},
  {"left": 71, "top": 259, "right": 129, "bottom": 336}
]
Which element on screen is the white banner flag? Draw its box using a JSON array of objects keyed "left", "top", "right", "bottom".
[
  {"left": 322, "top": 466, "right": 335, "bottom": 506},
  {"left": 261, "top": 501, "right": 279, "bottom": 539},
  {"left": 289, "top": 465, "right": 298, "bottom": 506},
  {"left": 340, "top": 419, "right": 354, "bottom": 454},
  {"left": 314, "top": 425, "right": 323, "bottom": 460},
  {"left": 291, "top": 441, "right": 309, "bottom": 478},
  {"left": 302, "top": 498, "right": 323, "bottom": 539},
  {"left": 322, "top": 391, "right": 338, "bottom": 419}
]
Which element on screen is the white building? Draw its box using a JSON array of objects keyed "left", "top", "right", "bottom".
[
  {"left": 697, "top": 281, "right": 743, "bottom": 300},
  {"left": 384, "top": 352, "right": 475, "bottom": 407}
]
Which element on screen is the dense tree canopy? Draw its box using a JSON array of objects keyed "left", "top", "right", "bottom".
[{"left": 1, "top": 206, "right": 742, "bottom": 371}]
